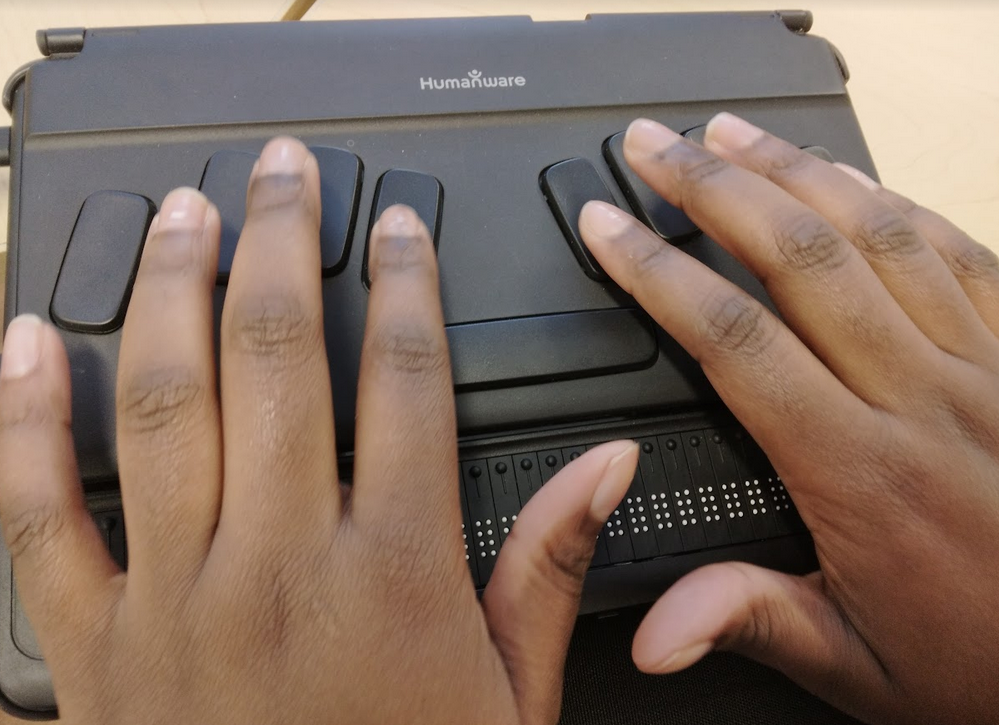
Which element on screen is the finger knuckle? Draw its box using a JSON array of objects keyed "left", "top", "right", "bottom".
[
  {"left": 697, "top": 293, "right": 775, "bottom": 358},
  {"left": 758, "top": 145, "right": 813, "bottom": 182},
  {"left": 944, "top": 238, "right": 999, "bottom": 281},
  {"left": 628, "top": 238, "right": 674, "bottom": 290},
  {"left": 770, "top": 214, "right": 851, "bottom": 274},
  {"left": 0, "top": 394, "right": 68, "bottom": 435},
  {"left": 850, "top": 208, "right": 922, "bottom": 258},
  {"left": 4, "top": 503, "right": 69, "bottom": 561},
  {"left": 364, "top": 322, "right": 449, "bottom": 379},
  {"left": 144, "top": 228, "right": 207, "bottom": 277},
  {"left": 118, "top": 366, "right": 208, "bottom": 435},
  {"left": 227, "top": 292, "right": 323, "bottom": 363}
]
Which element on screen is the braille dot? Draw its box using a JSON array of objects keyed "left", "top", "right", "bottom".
[
  {"left": 655, "top": 514, "right": 661, "bottom": 520},
  {"left": 684, "top": 489, "right": 690, "bottom": 496},
  {"left": 490, "top": 550, "right": 496, "bottom": 556},
  {"left": 712, "top": 433, "right": 722, "bottom": 444},
  {"left": 689, "top": 436, "right": 700, "bottom": 447},
  {"left": 545, "top": 455, "right": 557, "bottom": 467},
  {"left": 638, "top": 506, "right": 644, "bottom": 512},
  {"left": 643, "top": 526, "right": 649, "bottom": 532},
  {"left": 479, "top": 542, "right": 485, "bottom": 547},
  {"left": 501, "top": 516, "right": 508, "bottom": 523},
  {"left": 609, "top": 531, "right": 615, "bottom": 537},
  {"left": 631, "top": 518, "right": 637, "bottom": 524},
  {"left": 469, "top": 465, "right": 482, "bottom": 478},
  {"left": 667, "top": 522, "right": 673, "bottom": 528},
  {"left": 666, "top": 439, "right": 677, "bottom": 450},
  {"left": 618, "top": 529, "right": 624, "bottom": 536},
  {"left": 682, "top": 519, "right": 688, "bottom": 525},
  {"left": 738, "top": 512, "right": 744, "bottom": 517},
  {"left": 665, "top": 512, "right": 670, "bottom": 518},
  {"left": 642, "top": 442, "right": 654, "bottom": 454},
  {"left": 633, "top": 528, "right": 639, "bottom": 534},
  {"left": 692, "top": 518, "right": 698, "bottom": 524},
  {"left": 762, "top": 507, "right": 767, "bottom": 513},
  {"left": 686, "top": 498, "right": 692, "bottom": 505},
  {"left": 485, "top": 519, "right": 491, "bottom": 525},
  {"left": 503, "top": 527, "right": 509, "bottom": 534},
  {"left": 512, "top": 515, "right": 517, "bottom": 521},
  {"left": 520, "top": 458, "right": 533, "bottom": 470},
  {"left": 475, "top": 521, "right": 481, "bottom": 527},
  {"left": 658, "top": 523, "right": 664, "bottom": 530},
  {"left": 640, "top": 516, "right": 646, "bottom": 522},
  {"left": 570, "top": 451, "right": 581, "bottom": 460},
  {"left": 651, "top": 493, "right": 658, "bottom": 500},
  {"left": 489, "top": 539, "right": 495, "bottom": 545},
  {"left": 752, "top": 509, "right": 758, "bottom": 515},
  {"left": 495, "top": 461, "right": 507, "bottom": 474},
  {"left": 481, "top": 552, "right": 486, "bottom": 558}
]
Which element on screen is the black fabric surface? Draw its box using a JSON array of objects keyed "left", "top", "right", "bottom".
[{"left": 560, "top": 606, "right": 864, "bottom": 725}]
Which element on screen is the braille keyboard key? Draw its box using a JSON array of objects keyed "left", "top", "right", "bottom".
[
  {"left": 802, "top": 145, "right": 835, "bottom": 163},
  {"left": 595, "top": 442, "right": 658, "bottom": 561},
  {"left": 537, "top": 449, "right": 565, "bottom": 483},
  {"left": 637, "top": 438, "right": 683, "bottom": 555},
  {"left": 50, "top": 191, "right": 155, "bottom": 333},
  {"left": 513, "top": 453, "right": 544, "bottom": 505},
  {"left": 310, "top": 146, "right": 363, "bottom": 275},
  {"left": 363, "top": 168, "right": 443, "bottom": 286},
  {"left": 199, "top": 150, "right": 258, "bottom": 279},
  {"left": 657, "top": 433, "right": 708, "bottom": 552},
  {"left": 704, "top": 429, "right": 756, "bottom": 543},
  {"left": 462, "top": 460, "right": 499, "bottom": 583},
  {"left": 540, "top": 158, "right": 618, "bottom": 281},
  {"left": 682, "top": 432, "right": 730, "bottom": 548},
  {"left": 731, "top": 431, "right": 779, "bottom": 539},
  {"left": 603, "top": 132, "right": 699, "bottom": 243},
  {"left": 458, "top": 476, "right": 481, "bottom": 586},
  {"left": 487, "top": 456, "right": 521, "bottom": 545}
]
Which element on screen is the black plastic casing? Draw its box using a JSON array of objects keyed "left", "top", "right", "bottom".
[{"left": 2, "top": 12, "right": 873, "bottom": 716}]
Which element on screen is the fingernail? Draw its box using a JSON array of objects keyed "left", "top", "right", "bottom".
[
  {"left": 580, "top": 201, "right": 631, "bottom": 239},
  {"left": 257, "top": 137, "right": 309, "bottom": 175},
  {"left": 834, "top": 162, "right": 880, "bottom": 191},
  {"left": 625, "top": 118, "right": 682, "bottom": 159},
  {"left": 656, "top": 641, "right": 713, "bottom": 673},
  {"left": 589, "top": 441, "right": 640, "bottom": 521},
  {"left": 705, "top": 113, "right": 765, "bottom": 151},
  {"left": 1, "top": 315, "right": 44, "bottom": 380},
  {"left": 158, "top": 188, "right": 208, "bottom": 231},
  {"left": 370, "top": 205, "right": 422, "bottom": 271}
]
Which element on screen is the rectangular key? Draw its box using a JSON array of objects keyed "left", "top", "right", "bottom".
[
  {"left": 657, "top": 434, "right": 708, "bottom": 552},
  {"left": 681, "top": 432, "right": 730, "bottom": 548},
  {"left": 540, "top": 158, "right": 617, "bottom": 281},
  {"left": 637, "top": 438, "right": 683, "bottom": 555},
  {"left": 363, "top": 168, "right": 443, "bottom": 286},
  {"left": 621, "top": 465, "right": 659, "bottom": 561},
  {"left": 487, "top": 456, "right": 521, "bottom": 546},
  {"left": 198, "top": 150, "right": 257, "bottom": 278},
  {"left": 704, "top": 429, "right": 756, "bottom": 543},
  {"left": 512, "top": 452, "right": 544, "bottom": 505},
  {"left": 462, "top": 460, "right": 499, "bottom": 583},
  {"left": 458, "top": 475, "right": 481, "bottom": 586},
  {"left": 310, "top": 146, "right": 363, "bottom": 275},
  {"left": 51, "top": 191, "right": 155, "bottom": 332},
  {"left": 730, "top": 431, "right": 779, "bottom": 539}
]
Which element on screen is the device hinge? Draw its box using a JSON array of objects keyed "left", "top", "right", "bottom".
[
  {"left": 36, "top": 27, "right": 85, "bottom": 57},
  {"left": 774, "top": 10, "right": 813, "bottom": 34}
]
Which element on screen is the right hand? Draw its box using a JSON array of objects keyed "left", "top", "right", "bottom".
[{"left": 580, "top": 114, "right": 999, "bottom": 725}]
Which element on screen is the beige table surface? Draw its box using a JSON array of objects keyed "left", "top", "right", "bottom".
[{"left": 0, "top": 0, "right": 997, "bottom": 718}]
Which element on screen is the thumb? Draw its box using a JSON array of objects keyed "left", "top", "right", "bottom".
[
  {"left": 481, "top": 440, "right": 639, "bottom": 725},
  {"left": 633, "top": 562, "right": 892, "bottom": 720}
]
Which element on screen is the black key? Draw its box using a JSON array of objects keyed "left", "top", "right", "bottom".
[
  {"left": 513, "top": 452, "right": 544, "bottom": 505},
  {"left": 603, "top": 131, "right": 699, "bottom": 243},
  {"left": 540, "top": 158, "right": 618, "bottom": 281},
  {"left": 637, "top": 438, "right": 683, "bottom": 555},
  {"left": 683, "top": 124, "right": 707, "bottom": 146},
  {"left": 731, "top": 431, "right": 779, "bottom": 539},
  {"left": 657, "top": 434, "right": 708, "bottom": 551},
  {"left": 683, "top": 432, "right": 730, "bottom": 548},
  {"left": 310, "top": 146, "right": 363, "bottom": 275},
  {"left": 487, "top": 456, "right": 521, "bottom": 545},
  {"left": 198, "top": 150, "right": 257, "bottom": 279},
  {"left": 537, "top": 449, "right": 564, "bottom": 483},
  {"left": 571, "top": 444, "right": 612, "bottom": 566},
  {"left": 462, "top": 460, "right": 499, "bottom": 583},
  {"left": 50, "top": 191, "right": 155, "bottom": 332},
  {"left": 363, "top": 168, "right": 443, "bottom": 286},
  {"left": 458, "top": 474, "right": 481, "bottom": 586},
  {"left": 802, "top": 145, "right": 835, "bottom": 163},
  {"left": 704, "top": 429, "right": 756, "bottom": 543}
]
